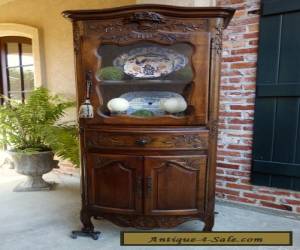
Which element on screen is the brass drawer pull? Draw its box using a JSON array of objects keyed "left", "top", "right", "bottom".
[{"left": 135, "top": 137, "right": 150, "bottom": 146}]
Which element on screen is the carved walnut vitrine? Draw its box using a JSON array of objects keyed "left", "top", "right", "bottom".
[{"left": 63, "top": 5, "right": 234, "bottom": 239}]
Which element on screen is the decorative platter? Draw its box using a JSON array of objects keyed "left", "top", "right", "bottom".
[
  {"left": 113, "top": 46, "right": 188, "bottom": 79},
  {"left": 120, "top": 91, "right": 184, "bottom": 115}
]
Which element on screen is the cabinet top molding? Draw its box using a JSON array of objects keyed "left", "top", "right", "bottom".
[{"left": 62, "top": 4, "right": 235, "bottom": 28}]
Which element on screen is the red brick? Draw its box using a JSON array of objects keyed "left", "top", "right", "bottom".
[
  {"left": 227, "top": 183, "right": 253, "bottom": 190},
  {"left": 226, "top": 195, "right": 256, "bottom": 204},
  {"left": 231, "top": 62, "right": 256, "bottom": 69},
  {"left": 231, "top": 48, "right": 257, "bottom": 55},
  {"left": 228, "top": 77, "right": 244, "bottom": 83},
  {"left": 235, "top": 17, "right": 259, "bottom": 26},
  {"left": 260, "top": 201, "right": 292, "bottom": 211},
  {"left": 240, "top": 178, "right": 251, "bottom": 184},
  {"left": 227, "top": 144, "right": 252, "bottom": 151},
  {"left": 225, "top": 170, "right": 251, "bottom": 177},
  {"left": 216, "top": 187, "right": 240, "bottom": 196},
  {"left": 227, "top": 133, "right": 253, "bottom": 138},
  {"left": 218, "top": 150, "right": 241, "bottom": 157},
  {"left": 221, "top": 70, "right": 244, "bottom": 77},
  {"left": 244, "top": 32, "right": 259, "bottom": 39},
  {"left": 249, "top": 40, "right": 258, "bottom": 46},
  {"left": 216, "top": 175, "right": 239, "bottom": 182},
  {"left": 230, "top": 105, "right": 255, "bottom": 110},
  {"left": 216, "top": 168, "right": 224, "bottom": 174},
  {"left": 227, "top": 158, "right": 251, "bottom": 165},
  {"left": 219, "top": 111, "right": 241, "bottom": 118},
  {"left": 243, "top": 84, "right": 256, "bottom": 90},
  {"left": 256, "top": 188, "right": 291, "bottom": 196},
  {"left": 221, "top": 85, "right": 242, "bottom": 90},
  {"left": 293, "top": 193, "right": 300, "bottom": 199},
  {"left": 219, "top": 124, "right": 242, "bottom": 130},
  {"left": 223, "top": 56, "right": 244, "bottom": 62},
  {"left": 217, "top": 163, "right": 240, "bottom": 169},
  {"left": 244, "top": 192, "right": 276, "bottom": 202},
  {"left": 229, "top": 0, "right": 245, "bottom": 4},
  {"left": 243, "top": 126, "right": 253, "bottom": 131},
  {"left": 296, "top": 207, "right": 300, "bottom": 213},
  {"left": 280, "top": 198, "right": 300, "bottom": 205},
  {"left": 230, "top": 118, "right": 253, "bottom": 124}
]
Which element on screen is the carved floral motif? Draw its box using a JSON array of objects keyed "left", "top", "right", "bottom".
[
  {"left": 211, "top": 23, "right": 224, "bottom": 55},
  {"left": 86, "top": 11, "right": 208, "bottom": 43},
  {"left": 210, "top": 119, "right": 219, "bottom": 137},
  {"left": 162, "top": 134, "right": 206, "bottom": 149},
  {"left": 86, "top": 132, "right": 207, "bottom": 149}
]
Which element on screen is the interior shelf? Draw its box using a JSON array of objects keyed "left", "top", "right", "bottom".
[{"left": 100, "top": 80, "right": 191, "bottom": 85}]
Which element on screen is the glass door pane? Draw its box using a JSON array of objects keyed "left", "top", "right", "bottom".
[{"left": 96, "top": 42, "right": 194, "bottom": 119}]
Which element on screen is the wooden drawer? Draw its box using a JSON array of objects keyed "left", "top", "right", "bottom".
[{"left": 85, "top": 129, "right": 209, "bottom": 150}]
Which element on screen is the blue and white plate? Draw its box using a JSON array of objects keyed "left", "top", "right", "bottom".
[
  {"left": 120, "top": 91, "right": 184, "bottom": 115},
  {"left": 113, "top": 46, "right": 188, "bottom": 79}
]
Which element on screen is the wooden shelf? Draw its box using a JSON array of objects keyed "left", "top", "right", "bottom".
[{"left": 100, "top": 80, "right": 191, "bottom": 85}]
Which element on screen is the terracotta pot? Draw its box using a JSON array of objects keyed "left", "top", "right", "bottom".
[{"left": 8, "top": 150, "right": 57, "bottom": 192}]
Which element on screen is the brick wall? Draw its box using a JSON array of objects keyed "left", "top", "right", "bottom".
[{"left": 216, "top": 0, "right": 300, "bottom": 214}]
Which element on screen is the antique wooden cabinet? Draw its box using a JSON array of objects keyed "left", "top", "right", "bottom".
[{"left": 63, "top": 4, "right": 234, "bottom": 239}]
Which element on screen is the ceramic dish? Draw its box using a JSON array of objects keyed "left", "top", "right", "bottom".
[
  {"left": 120, "top": 91, "right": 185, "bottom": 115},
  {"left": 113, "top": 46, "right": 188, "bottom": 79}
]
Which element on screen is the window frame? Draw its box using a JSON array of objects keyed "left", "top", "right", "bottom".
[{"left": 0, "top": 36, "right": 33, "bottom": 102}]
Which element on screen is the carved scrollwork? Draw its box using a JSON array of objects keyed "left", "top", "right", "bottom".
[
  {"left": 211, "top": 23, "right": 224, "bottom": 55},
  {"left": 162, "top": 134, "right": 206, "bottom": 149},
  {"left": 87, "top": 133, "right": 127, "bottom": 148},
  {"left": 210, "top": 119, "right": 219, "bottom": 137},
  {"left": 86, "top": 12, "right": 208, "bottom": 43},
  {"left": 100, "top": 213, "right": 196, "bottom": 228},
  {"left": 165, "top": 158, "right": 203, "bottom": 170},
  {"left": 94, "top": 157, "right": 115, "bottom": 168}
]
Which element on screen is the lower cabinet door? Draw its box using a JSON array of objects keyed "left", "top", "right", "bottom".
[
  {"left": 87, "top": 153, "right": 143, "bottom": 214},
  {"left": 144, "top": 155, "right": 207, "bottom": 215}
]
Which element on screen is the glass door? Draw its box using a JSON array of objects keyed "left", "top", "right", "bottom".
[{"left": 95, "top": 42, "right": 195, "bottom": 120}]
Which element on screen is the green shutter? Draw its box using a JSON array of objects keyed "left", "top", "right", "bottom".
[{"left": 251, "top": 0, "right": 300, "bottom": 191}]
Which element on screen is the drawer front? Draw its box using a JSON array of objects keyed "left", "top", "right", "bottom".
[{"left": 85, "top": 130, "right": 208, "bottom": 150}]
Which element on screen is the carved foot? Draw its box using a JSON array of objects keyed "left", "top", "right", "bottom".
[
  {"left": 71, "top": 229, "right": 100, "bottom": 240},
  {"left": 71, "top": 209, "right": 100, "bottom": 239},
  {"left": 203, "top": 216, "right": 214, "bottom": 231}
]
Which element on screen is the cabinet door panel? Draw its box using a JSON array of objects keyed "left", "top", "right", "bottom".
[
  {"left": 87, "top": 154, "right": 143, "bottom": 214},
  {"left": 144, "top": 155, "right": 207, "bottom": 215}
]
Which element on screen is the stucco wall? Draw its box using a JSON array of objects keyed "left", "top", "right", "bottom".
[{"left": 0, "top": 0, "right": 135, "bottom": 98}]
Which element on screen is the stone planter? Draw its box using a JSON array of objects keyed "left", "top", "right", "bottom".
[{"left": 9, "top": 150, "right": 56, "bottom": 192}]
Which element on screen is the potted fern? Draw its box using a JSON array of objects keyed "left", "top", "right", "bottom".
[{"left": 0, "top": 88, "right": 79, "bottom": 191}]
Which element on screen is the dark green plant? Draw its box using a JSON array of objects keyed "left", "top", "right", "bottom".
[
  {"left": 131, "top": 109, "right": 154, "bottom": 117},
  {"left": 96, "top": 66, "right": 124, "bottom": 81},
  {"left": 0, "top": 88, "right": 80, "bottom": 167},
  {"left": 174, "top": 66, "right": 193, "bottom": 81}
]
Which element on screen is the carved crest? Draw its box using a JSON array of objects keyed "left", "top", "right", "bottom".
[
  {"left": 126, "top": 11, "right": 165, "bottom": 30},
  {"left": 86, "top": 12, "right": 208, "bottom": 43}
]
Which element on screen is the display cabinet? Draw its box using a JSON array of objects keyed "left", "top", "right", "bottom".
[{"left": 63, "top": 4, "right": 234, "bottom": 239}]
